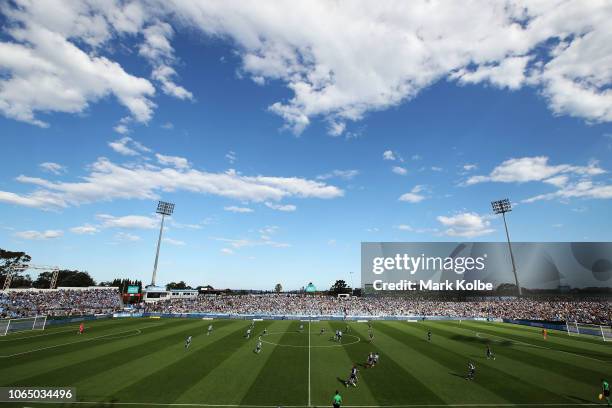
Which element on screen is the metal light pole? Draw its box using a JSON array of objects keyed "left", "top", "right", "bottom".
[
  {"left": 491, "top": 198, "right": 521, "bottom": 296},
  {"left": 150, "top": 201, "right": 175, "bottom": 287}
]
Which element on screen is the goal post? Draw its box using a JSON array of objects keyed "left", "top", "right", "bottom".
[
  {"left": 0, "top": 315, "right": 47, "bottom": 336},
  {"left": 566, "top": 321, "right": 611, "bottom": 341},
  {"left": 33, "top": 315, "right": 47, "bottom": 331},
  {"left": 0, "top": 319, "right": 8, "bottom": 336}
]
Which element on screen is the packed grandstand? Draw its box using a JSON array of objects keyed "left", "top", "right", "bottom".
[{"left": 1, "top": 288, "right": 610, "bottom": 325}]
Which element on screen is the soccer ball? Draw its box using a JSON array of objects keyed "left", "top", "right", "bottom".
[{"left": 599, "top": 393, "right": 603, "bottom": 400}]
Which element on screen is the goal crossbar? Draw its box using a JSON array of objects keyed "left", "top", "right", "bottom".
[
  {"left": 0, "top": 315, "right": 47, "bottom": 336},
  {"left": 566, "top": 321, "right": 612, "bottom": 342}
]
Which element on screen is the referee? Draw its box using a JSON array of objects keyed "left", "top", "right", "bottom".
[{"left": 333, "top": 390, "right": 342, "bottom": 408}]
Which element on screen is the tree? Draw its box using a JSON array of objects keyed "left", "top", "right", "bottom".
[
  {"left": 329, "top": 279, "right": 351, "bottom": 295},
  {"left": 34, "top": 270, "right": 95, "bottom": 288},
  {"left": 0, "top": 248, "right": 31, "bottom": 288},
  {"left": 274, "top": 283, "right": 283, "bottom": 293},
  {"left": 166, "top": 281, "right": 191, "bottom": 290}
]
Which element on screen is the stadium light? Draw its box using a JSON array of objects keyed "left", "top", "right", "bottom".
[
  {"left": 149, "top": 201, "right": 175, "bottom": 288},
  {"left": 491, "top": 198, "right": 521, "bottom": 296}
]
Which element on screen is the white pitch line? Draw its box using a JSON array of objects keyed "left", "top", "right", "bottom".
[
  {"left": 0, "top": 327, "right": 147, "bottom": 358},
  {"left": 0, "top": 327, "right": 79, "bottom": 341},
  {"left": 308, "top": 318, "right": 311, "bottom": 408},
  {"left": 472, "top": 330, "right": 610, "bottom": 363}
]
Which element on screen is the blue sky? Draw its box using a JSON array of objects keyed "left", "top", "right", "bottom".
[{"left": 1, "top": 1, "right": 611, "bottom": 290}]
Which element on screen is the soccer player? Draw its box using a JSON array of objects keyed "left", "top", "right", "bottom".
[
  {"left": 542, "top": 328, "right": 548, "bottom": 340},
  {"left": 185, "top": 335, "right": 192, "bottom": 350},
  {"left": 345, "top": 324, "right": 350, "bottom": 333},
  {"left": 207, "top": 324, "right": 213, "bottom": 336},
  {"left": 263, "top": 328, "right": 268, "bottom": 336},
  {"left": 254, "top": 340, "right": 262, "bottom": 354},
  {"left": 320, "top": 327, "right": 325, "bottom": 336},
  {"left": 246, "top": 328, "right": 252, "bottom": 339},
  {"left": 466, "top": 361, "right": 475, "bottom": 380},
  {"left": 332, "top": 390, "right": 342, "bottom": 408},
  {"left": 368, "top": 329, "right": 374, "bottom": 343},
  {"left": 602, "top": 378, "right": 611, "bottom": 406},
  {"left": 427, "top": 330, "right": 432, "bottom": 342},
  {"left": 486, "top": 345, "right": 495, "bottom": 360},
  {"left": 345, "top": 365, "right": 358, "bottom": 387},
  {"left": 338, "top": 330, "right": 343, "bottom": 343},
  {"left": 78, "top": 322, "right": 84, "bottom": 335},
  {"left": 299, "top": 324, "right": 304, "bottom": 332},
  {"left": 366, "top": 352, "right": 374, "bottom": 368},
  {"left": 373, "top": 352, "right": 379, "bottom": 366}
]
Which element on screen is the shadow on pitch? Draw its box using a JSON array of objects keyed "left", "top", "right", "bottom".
[{"left": 450, "top": 334, "right": 513, "bottom": 347}]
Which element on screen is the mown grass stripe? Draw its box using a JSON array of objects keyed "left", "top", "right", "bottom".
[
  {"left": 459, "top": 322, "right": 612, "bottom": 362},
  {"left": 4, "top": 319, "right": 209, "bottom": 387},
  {"left": 329, "top": 321, "right": 446, "bottom": 406},
  {"left": 173, "top": 320, "right": 277, "bottom": 404},
  {"left": 110, "top": 320, "right": 250, "bottom": 403},
  {"left": 240, "top": 321, "right": 308, "bottom": 406},
  {"left": 356, "top": 322, "right": 508, "bottom": 405},
  {"left": 427, "top": 322, "right": 607, "bottom": 390},
  {"left": 381, "top": 322, "right": 572, "bottom": 405},
  {"left": 310, "top": 321, "right": 377, "bottom": 407}
]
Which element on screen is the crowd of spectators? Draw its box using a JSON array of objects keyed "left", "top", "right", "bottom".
[
  {"left": 1, "top": 289, "right": 609, "bottom": 325},
  {"left": 143, "top": 294, "right": 612, "bottom": 325},
  {"left": 0, "top": 289, "right": 122, "bottom": 318}
]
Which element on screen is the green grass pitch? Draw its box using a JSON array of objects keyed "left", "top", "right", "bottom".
[{"left": 1, "top": 318, "right": 611, "bottom": 407}]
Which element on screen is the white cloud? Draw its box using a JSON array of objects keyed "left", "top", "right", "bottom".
[
  {"left": 163, "top": 237, "right": 186, "bottom": 246},
  {"left": 430, "top": 166, "right": 443, "bottom": 172},
  {"left": 113, "top": 124, "right": 129, "bottom": 135},
  {"left": 0, "top": 11, "right": 155, "bottom": 126},
  {"left": 15, "top": 229, "right": 63, "bottom": 240},
  {"left": 214, "top": 233, "right": 290, "bottom": 251},
  {"left": 383, "top": 150, "right": 396, "bottom": 161},
  {"left": 1, "top": 156, "right": 343, "bottom": 210},
  {"left": 70, "top": 224, "right": 99, "bottom": 234},
  {"left": 114, "top": 232, "right": 141, "bottom": 242},
  {"left": 328, "top": 121, "right": 346, "bottom": 137},
  {"left": 316, "top": 169, "right": 359, "bottom": 180},
  {"left": 221, "top": 247, "right": 234, "bottom": 255},
  {"left": 97, "top": 214, "right": 158, "bottom": 229},
  {"left": 109, "top": 137, "right": 151, "bottom": 156},
  {"left": 399, "top": 185, "right": 427, "bottom": 203},
  {"left": 161, "top": 122, "right": 174, "bottom": 129},
  {"left": 392, "top": 166, "right": 407, "bottom": 176},
  {"left": 462, "top": 164, "right": 477, "bottom": 172},
  {"left": 224, "top": 206, "right": 254, "bottom": 213},
  {"left": 39, "top": 162, "right": 66, "bottom": 175},
  {"left": 265, "top": 202, "right": 297, "bottom": 212},
  {"left": 466, "top": 156, "right": 605, "bottom": 185},
  {"left": 394, "top": 224, "right": 413, "bottom": 231},
  {"left": 1, "top": 1, "right": 611, "bottom": 131},
  {"left": 436, "top": 213, "right": 494, "bottom": 238},
  {"left": 155, "top": 153, "right": 190, "bottom": 170},
  {"left": 523, "top": 180, "right": 612, "bottom": 203},
  {"left": 465, "top": 156, "right": 612, "bottom": 204},
  {"left": 225, "top": 151, "right": 237, "bottom": 164},
  {"left": 452, "top": 56, "right": 532, "bottom": 90}
]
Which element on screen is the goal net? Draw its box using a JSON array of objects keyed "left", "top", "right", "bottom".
[
  {"left": 0, "top": 316, "right": 47, "bottom": 336},
  {"left": 566, "top": 321, "right": 612, "bottom": 342}
]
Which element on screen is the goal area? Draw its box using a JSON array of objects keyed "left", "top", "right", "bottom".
[
  {"left": 566, "top": 321, "right": 612, "bottom": 342},
  {"left": 0, "top": 315, "right": 47, "bottom": 336}
]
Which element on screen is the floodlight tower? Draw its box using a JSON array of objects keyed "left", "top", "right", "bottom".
[
  {"left": 149, "top": 201, "right": 175, "bottom": 287},
  {"left": 491, "top": 198, "right": 521, "bottom": 296}
]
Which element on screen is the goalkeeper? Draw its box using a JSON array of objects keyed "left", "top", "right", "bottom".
[{"left": 602, "top": 378, "right": 610, "bottom": 406}]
